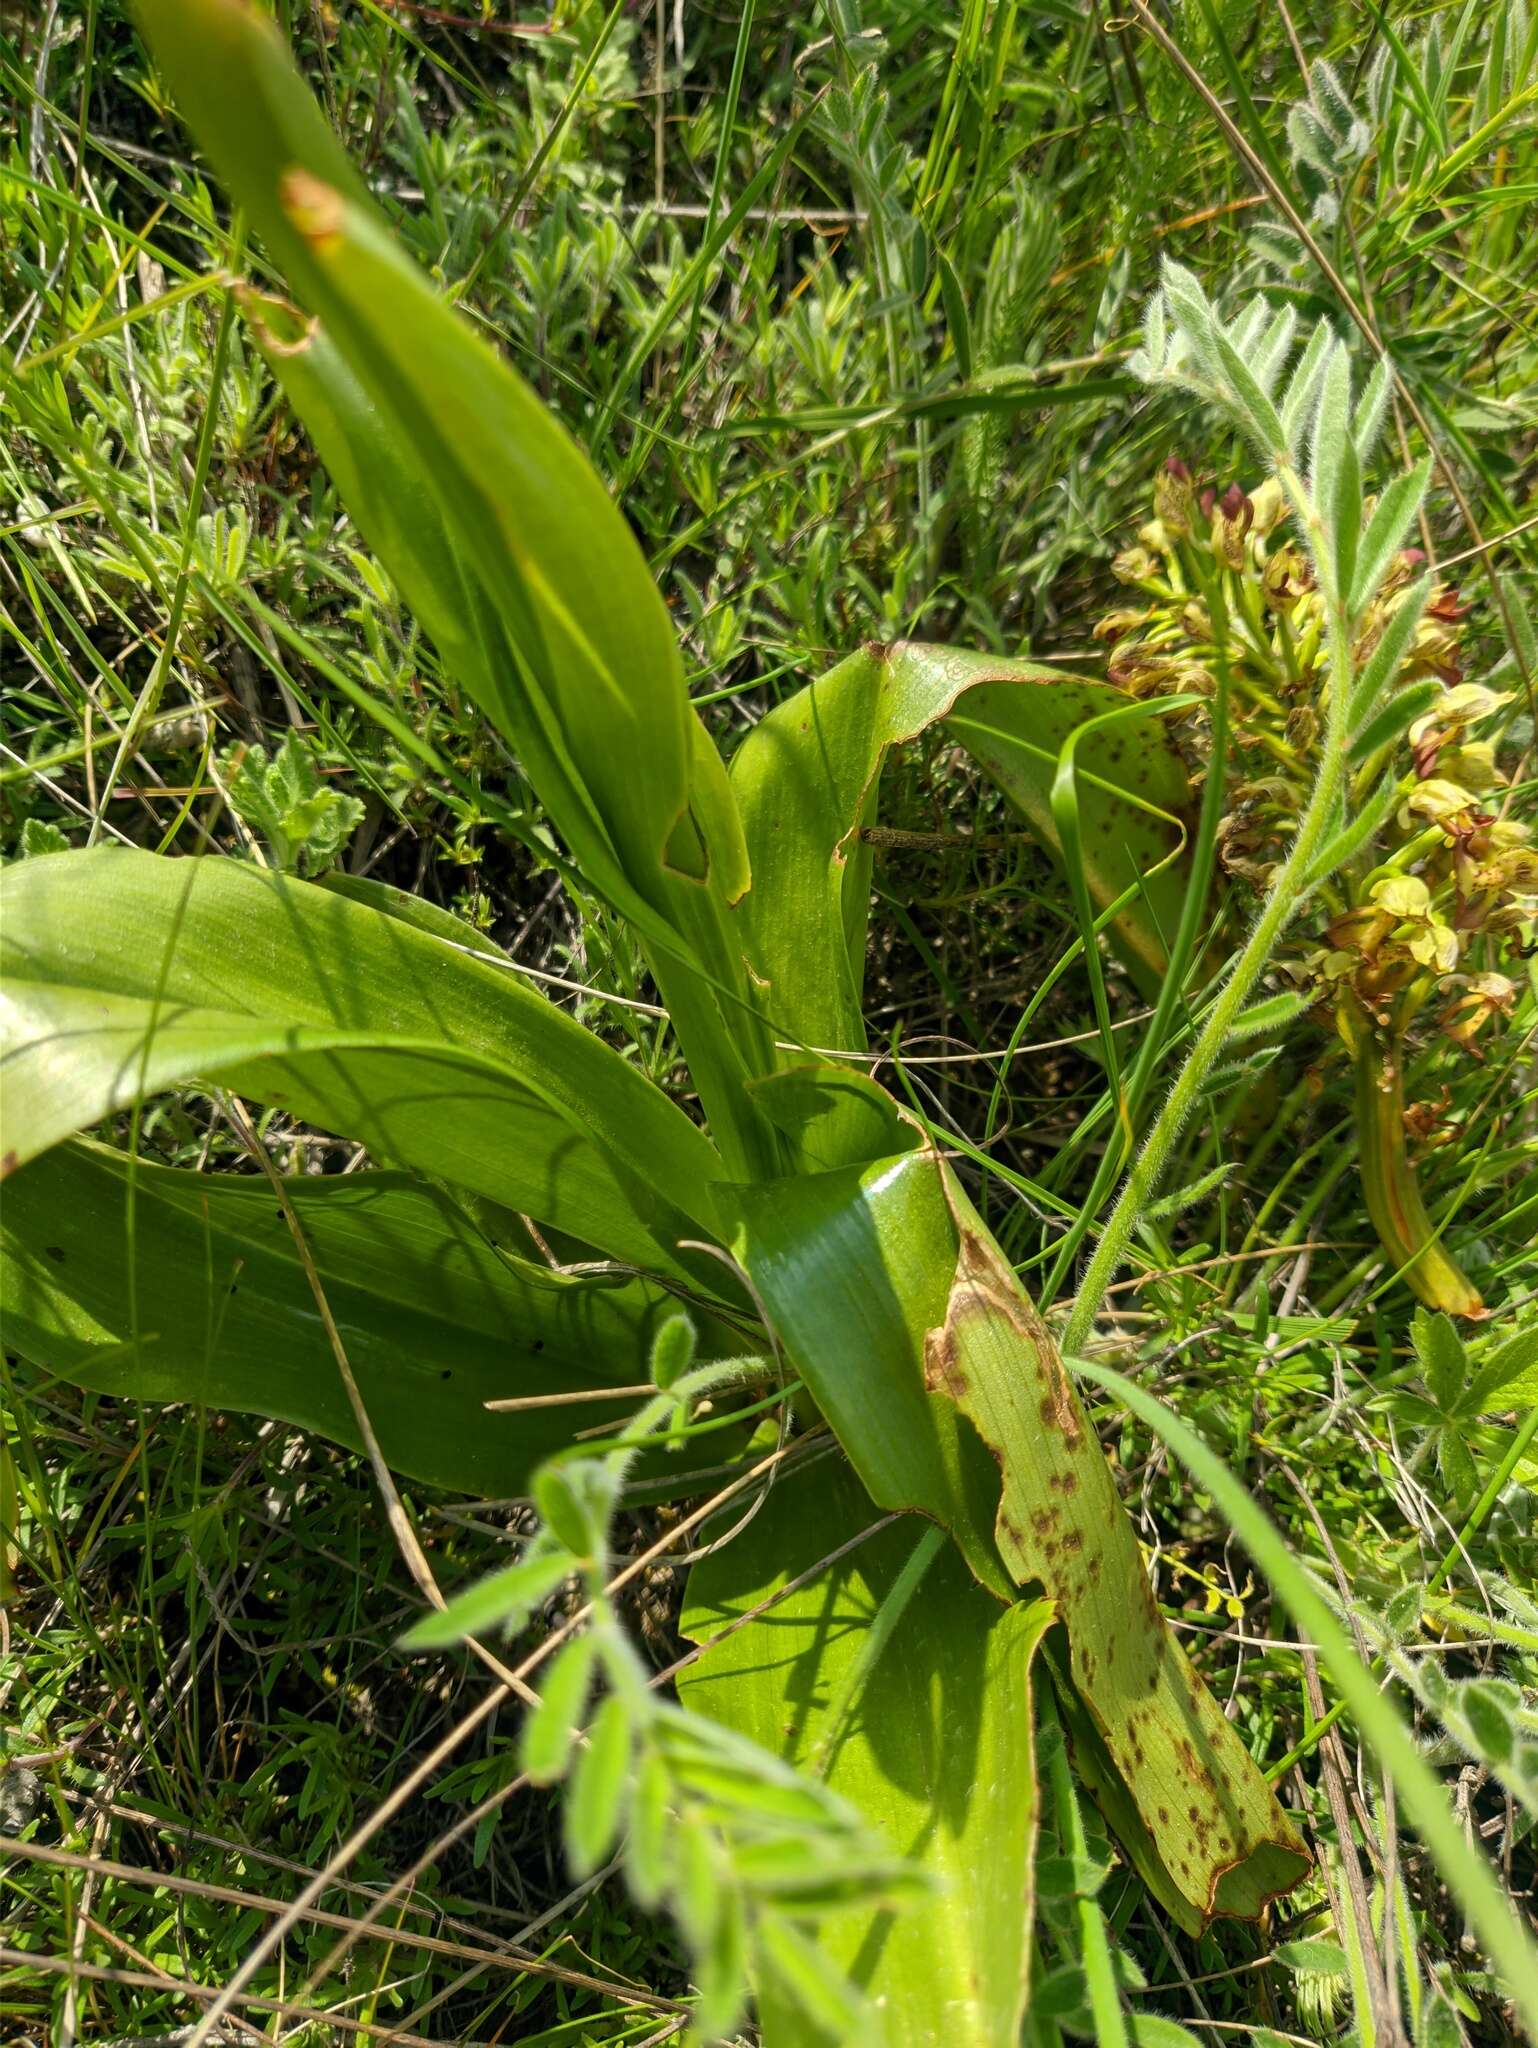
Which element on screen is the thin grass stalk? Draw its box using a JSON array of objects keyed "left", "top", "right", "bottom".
[{"left": 1065, "top": 472, "right": 1352, "bottom": 1351}]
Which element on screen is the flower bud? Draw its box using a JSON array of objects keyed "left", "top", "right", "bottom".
[
  {"left": 1210, "top": 484, "right": 1253, "bottom": 570},
  {"left": 1285, "top": 705, "right": 1318, "bottom": 756},
  {"left": 1262, "top": 545, "right": 1305, "bottom": 609},
  {"left": 1248, "top": 476, "right": 1286, "bottom": 536},
  {"left": 1155, "top": 456, "right": 1197, "bottom": 536}
]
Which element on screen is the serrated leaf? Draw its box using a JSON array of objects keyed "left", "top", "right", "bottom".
[
  {"left": 18, "top": 818, "right": 70, "bottom": 858},
  {"left": 1465, "top": 1321, "right": 1538, "bottom": 1410},
  {"left": 1413, "top": 1308, "right": 1468, "bottom": 1411},
  {"left": 565, "top": 1691, "right": 632, "bottom": 1876},
  {"left": 1437, "top": 1427, "right": 1478, "bottom": 1507}
]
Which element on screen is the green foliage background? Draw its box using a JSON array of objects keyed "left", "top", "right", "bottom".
[{"left": 1, "top": 0, "right": 1535, "bottom": 2041}]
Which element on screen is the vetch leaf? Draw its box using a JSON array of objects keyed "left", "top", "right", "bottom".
[
  {"left": 625, "top": 1748, "right": 672, "bottom": 1909},
  {"left": 1229, "top": 991, "right": 1310, "bottom": 1040},
  {"left": 521, "top": 1636, "right": 599, "bottom": 1784},
  {"left": 1348, "top": 575, "right": 1435, "bottom": 729},
  {"left": 1349, "top": 679, "right": 1441, "bottom": 766},
  {"left": 535, "top": 1460, "right": 616, "bottom": 1560},
  {"left": 565, "top": 1691, "right": 632, "bottom": 1877},
  {"left": 755, "top": 1911, "right": 869, "bottom": 2041},
  {"left": 1349, "top": 461, "right": 1432, "bottom": 618},
  {"left": 402, "top": 1551, "right": 572, "bottom": 1649}
]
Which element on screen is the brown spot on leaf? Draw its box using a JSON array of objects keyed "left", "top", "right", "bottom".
[
  {"left": 922, "top": 1327, "right": 969, "bottom": 1400},
  {"left": 279, "top": 168, "right": 346, "bottom": 244}
]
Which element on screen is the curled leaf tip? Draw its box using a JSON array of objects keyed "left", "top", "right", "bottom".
[{"left": 234, "top": 284, "right": 318, "bottom": 358}]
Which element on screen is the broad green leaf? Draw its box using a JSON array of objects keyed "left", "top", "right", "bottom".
[
  {"left": 731, "top": 1141, "right": 1310, "bottom": 1929},
  {"left": 731, "top": 1149, "right": 1015, "bottom": 1602},
  {"left": 951, "top": 657, "right": 1195, "bottom": 1000},
  {"left": 133, "top": 0, "right": 689, "bottom": 907},
  {"left": 2, "top": 1141, "right": 729, "bottom": 1497},
  {"left": 731, "top": 643, "right": 1196, "bottom": 1090},
  {"left": 680, "top": 1455, "right": 1051, "bottom": 2048},
  {"left": 135, "top": 2, "right": 775, "bottom": 1178},
  {"left": 0, "top": 848, "right": 720, "bottom": 1280},
  {"left": 921, "top": 1190, "right": 1310, "bottom": 1925}
]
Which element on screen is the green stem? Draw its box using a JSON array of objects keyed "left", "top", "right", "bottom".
[
  {"left": 1065, "top": 484, "right": 1351, "bottom": 1353},
  {"left": 1042, "top": 554, "right": 1232, "bottom": 1301}
]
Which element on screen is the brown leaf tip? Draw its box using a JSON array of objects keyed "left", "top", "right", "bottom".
[{"left": 280, "top": 168, "right": 345, "bottom": 245}]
